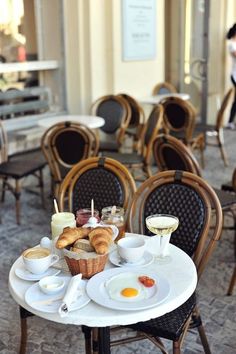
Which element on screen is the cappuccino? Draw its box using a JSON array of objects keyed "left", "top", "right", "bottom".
[
  {"left": 23, "top": 248, "right": 50, "bottom": 259},
  {"left": 22, "top": 247, "right": 59, "bottom": 274}
]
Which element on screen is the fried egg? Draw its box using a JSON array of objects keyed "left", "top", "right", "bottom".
[{"left": 105, "top": 272, "right": 148, "bottom": 302}]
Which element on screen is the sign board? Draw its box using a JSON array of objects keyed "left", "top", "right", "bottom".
[{"left": 122, "top": 0, "right": 156, "bottom": 61}]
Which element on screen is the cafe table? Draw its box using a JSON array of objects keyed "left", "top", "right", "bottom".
[
  {"left": 139, "top": 92, "right": 190, "bottom": 105},
  {"left": 9, "top": 234, "right": 197, "bottom": 354},
  {"left": 38, "top": 114, "right": 105, "bottom": 130}
]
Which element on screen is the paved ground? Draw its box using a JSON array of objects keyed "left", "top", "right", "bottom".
[{"left": 0, "top": 130, "right": 235, "bottom": 353}]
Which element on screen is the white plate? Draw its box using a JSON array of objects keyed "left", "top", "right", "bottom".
[
  {"left": 109, "top": 249, "right": 154, "bottom": 268},
  {"left": 86, "top": 268, "right": 170, "bottom": 311},
  {"left": 25, "top": 276, "right": 90, "bottom": 313},
  {"left": 15, "top": 266, "right": 61, "bottom": 281}
]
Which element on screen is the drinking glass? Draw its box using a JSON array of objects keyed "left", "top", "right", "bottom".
[{"left": 145, "top": 214, "right": 179, "bottom": 264}]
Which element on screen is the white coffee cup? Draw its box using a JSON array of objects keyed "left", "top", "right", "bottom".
[
  {"left": 22, "top": 247, "right": 59, "bottom": 274},
  {"left": 117, "top": 236, "right": 146, "bottom": 263}
]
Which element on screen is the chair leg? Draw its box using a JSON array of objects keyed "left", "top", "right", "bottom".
[
  {"left": 19, "top": 306, "right": 34, "bottom": 354},
  {"left": 1, "top": 176, "right": 7, "bottom": 202},
  {"left": 38, "top": 169, "right": 45, "bottom": 208},
  {"left": 15, "top": 179, "right": 21, "bottom": 225},
  {"left": 81, "top": 326, "right": 92, "bottom": 354},
  {"left": 98, "top": 327, "right": 111, "bottom": 354},
  {"left": 192, "top": 309, "right": 211, "bottom": 354},
  {"left": 173, "top": 341, "right": 181, "bottom": 354},
  {"left": 227, "top": 265, "right": 236, "bottom": 296},
  {"left": 92, "top": 327, "right": 99, "bottom": 354},
  {"left": 217, "top": 130, "right": 228, "bottom": 166}
]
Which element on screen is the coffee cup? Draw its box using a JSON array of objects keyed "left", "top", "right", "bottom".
[
  {"left": 22, "top": 247, "right": 59, "bottom": 274},
  {"left": 117, "top": 236, "right": 146, "bottom": 263}
]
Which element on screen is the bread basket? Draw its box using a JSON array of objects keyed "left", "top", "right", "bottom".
[{"left": 63, "top": 247, "right": 108, "bottom": 279}]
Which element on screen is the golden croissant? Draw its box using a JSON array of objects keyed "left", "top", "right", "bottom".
[
  {"left": 56, "top": 227, "right": 90, "bottom": 249},
  {"left": 88, "top": 227, "right": 113, "bottom": 254}
]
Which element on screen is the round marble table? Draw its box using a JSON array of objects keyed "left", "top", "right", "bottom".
[
  {"left": 139, "top": 93, "right": 190, "bottom": 105},
  {"left": 38, "top": 114, "right": 105, "bottom": 129},
  {"left": 9, "top": 234, "right": 197, "bottom": 353}
]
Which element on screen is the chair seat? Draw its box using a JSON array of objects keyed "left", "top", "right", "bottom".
[
  {"left": 0, "top": 159, "right": 46, "bottom": 179},
  {"left": 128, "top": 293, "right": 196, "bottom": 341},
  {"left": 99, "top": 139, "right": 119, "bottom": 152},
  {"left": 221, "top": 181, "right": 234, "bottom": 192},
  {"left": 214, "top": 188, "right": 236, "bottom": 208},
  {"left": 102, "top": 152, "right": 144, "bottom": 165}
]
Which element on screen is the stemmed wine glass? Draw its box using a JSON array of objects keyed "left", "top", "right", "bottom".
[{"left": 145, "top": 214, "right": 179, "bottom": 264}]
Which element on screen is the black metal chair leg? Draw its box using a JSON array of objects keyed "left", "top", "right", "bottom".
[
  {"left": 98, "top": 327, "right": 111, "bottom": 354},
  {"left": 19, "top": 306, "right": 34, "bottom": 354},
  {"left": 81, "top": 326, "right": 92, "bottom": 354}
]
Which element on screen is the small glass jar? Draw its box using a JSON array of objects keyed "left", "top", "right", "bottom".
[
  {"left": 101, "top": 206, "right": 125, "bottom": 242},
  {"left": 51, "top": 212, "right": 76, "bottom": 239},
  {"left": 76, "top": 208, "right": 100, "bottom": 227}
]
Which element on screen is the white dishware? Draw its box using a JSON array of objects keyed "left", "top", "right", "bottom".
[
  {"left": 146, "top": 214, "right": 179, "bottom": 264},
  {"left": 22, "top": 247, "right": 59, "bottom": 274},
  {"left": 117, "top": 236, "right": 146, "bottom": 263},
  {"left": 39, "top": 275, "right": 65, "bottom": 295},
  {"left": 15, "top": 266, "right": 61, "bottom": 281},
  {"left": 109, "top": 249, "right": 154, "bottom": 268},
  {"left": 25, "top": 276, "right": 90, "bottom": 313},
  {"left": 86, "top": 268, "right": 170, "bottom": 311},
  {"left": 51, "top": 212, "right": 76, "bottom": 239}
]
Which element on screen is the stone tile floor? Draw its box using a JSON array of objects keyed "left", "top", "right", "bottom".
[{"left": 0, "top": 130, "right": 236, "bottom": 353}]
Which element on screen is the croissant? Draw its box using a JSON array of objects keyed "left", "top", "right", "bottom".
[
  {"left": 56, "top": 227, "right": 90, "bottom": 249},
  {"left": 88, "top": 227, "right": 113, "bottom": 254}
]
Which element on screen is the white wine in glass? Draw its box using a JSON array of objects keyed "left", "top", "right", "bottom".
[{"left": 146, "top": 214, "right": 179, "bottom": 264}]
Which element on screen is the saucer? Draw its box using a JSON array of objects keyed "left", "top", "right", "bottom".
[
  {"left": 109, "top": 249, "right": 154, "bottom": 268},
  {"left": 15, "top": 266, "right": 61, "bottom": 281}
]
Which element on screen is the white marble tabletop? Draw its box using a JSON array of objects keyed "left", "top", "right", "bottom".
[
  {"left": 9, "top": 233, "right": 197, "bottom": 328},
  {"left": 139, "top": 93, "right": 190, "bottom": 105},
  {"left": 38, "top": 115, "right": 105, "bottom": 129}
]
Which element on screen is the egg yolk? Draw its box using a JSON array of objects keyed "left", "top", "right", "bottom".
[{"left": 121, "top": 287, "right": 139, "bottom": 297}]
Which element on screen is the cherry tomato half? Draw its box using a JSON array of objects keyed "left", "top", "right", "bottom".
[{"left": 138, "top": 276, "right": 155, "bottom": 287}]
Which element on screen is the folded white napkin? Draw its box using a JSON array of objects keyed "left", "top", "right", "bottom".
[{"left": 58, "top": 273, "right": 82, "bottom": 317}]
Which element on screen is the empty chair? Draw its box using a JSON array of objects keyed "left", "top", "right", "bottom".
[
  {"left": 0, "top": 121, "right": 46, "bottom": 224},
  {"left": 41, "top": 121, "right": 98, "bottom": 197},
  {"left": 117, "top": 93, "right": 145, "bottom": 152},
  {"left": 91, "top": 94, "right": 131, "bottom": 152},
  {"left": 102, "top": 104, "right": 163, "bottom": 180},
  {"left": 192, "top": 88, "right": 234, "bottom": 167},
  {"left": 152, "top": 81, "right": 177, "bottom": 95},
  {"left": 58, "top": 156, "right": 136, "bottom": 214}
]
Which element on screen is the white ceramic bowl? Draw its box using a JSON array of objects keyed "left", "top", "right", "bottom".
[
  {"left": 117, "top": 236, "right": 146, "bottom": 263},
  {"left": 39, "top": 275, "right": 65, "bottom": 295}
]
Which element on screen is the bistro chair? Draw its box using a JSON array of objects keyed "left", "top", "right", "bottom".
[
  {"left": 192, "top": 88, "right": 234, "bottom": 167},
  {"left": 153, "top": 134, "right": 236, "bottom": 294},
  {"left": 117, "top": 93, "right": 146, "bottom": 152},
  {"left": 58, "top": 156, "right": 136, "bottom": 214},
  {"left": 102, "top": 104, "right": 163, "bottom": 180},
  {"left": 106, "top": 170, "right": 222, "bottom": 354},
  {"left": 152, "top": 81, "right": 177, "bottom": 95},
  {"left": 91, "top": 94, "right": 131, "bottom": 152},
  {"left": 41, "top": 121, "right": 98, "bottom": 197},
  {"left": 0, "top": 121, "right": 46, "bottom": 224}
]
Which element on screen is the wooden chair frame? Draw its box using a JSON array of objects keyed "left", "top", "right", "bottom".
[
  {"left": 152, "top": 81, "right": 177, "bottom": 96},
  {"left": 91, "top": 94, "right": 132, "bottom": 148},
  {"left": 58, "top": 156, "right": 136, "bottom": 213}
]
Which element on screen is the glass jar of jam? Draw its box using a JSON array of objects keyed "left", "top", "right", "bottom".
[
  {"left": 101, "top": 206, "right": 125, "bottom": 242},
  {"left": 76, "top": 208, "right": 100, "bottom": 226}
]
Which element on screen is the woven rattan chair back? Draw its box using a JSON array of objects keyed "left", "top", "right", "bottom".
[
  {"left": 41, "top": 121, "right": 98, "bottom": 195},
  {"left": 153, "top": 134, "right": 202, "bottom": 176},
  {"left": 161, "top": 96, "right": 197, "bottom": 144},
  {"left": 118, "top": 93, "right": 145, "bottom": 128},
  {"left": 91, "top": 94, "right": 131, "bottom": 146},
  {"left": 152, "top": 81, "right": 177, "bottom": 96},
  {"left": 128, "top": 170, "right": 222, "bottom": 277},
  {"left": 59, "top": 157, "right": 136, "bottom": 214},
  {"left": 216, "top": 88, "right": 234, "bottom": 130}
]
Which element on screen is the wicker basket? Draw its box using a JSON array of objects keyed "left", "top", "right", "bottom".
[{"left": 63, "top": 247, "right": 108, "bottom": 278}]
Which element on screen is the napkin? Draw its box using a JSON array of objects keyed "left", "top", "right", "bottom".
[{"left": 58, "top": 273, "right": 82, "bottom": 317}]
